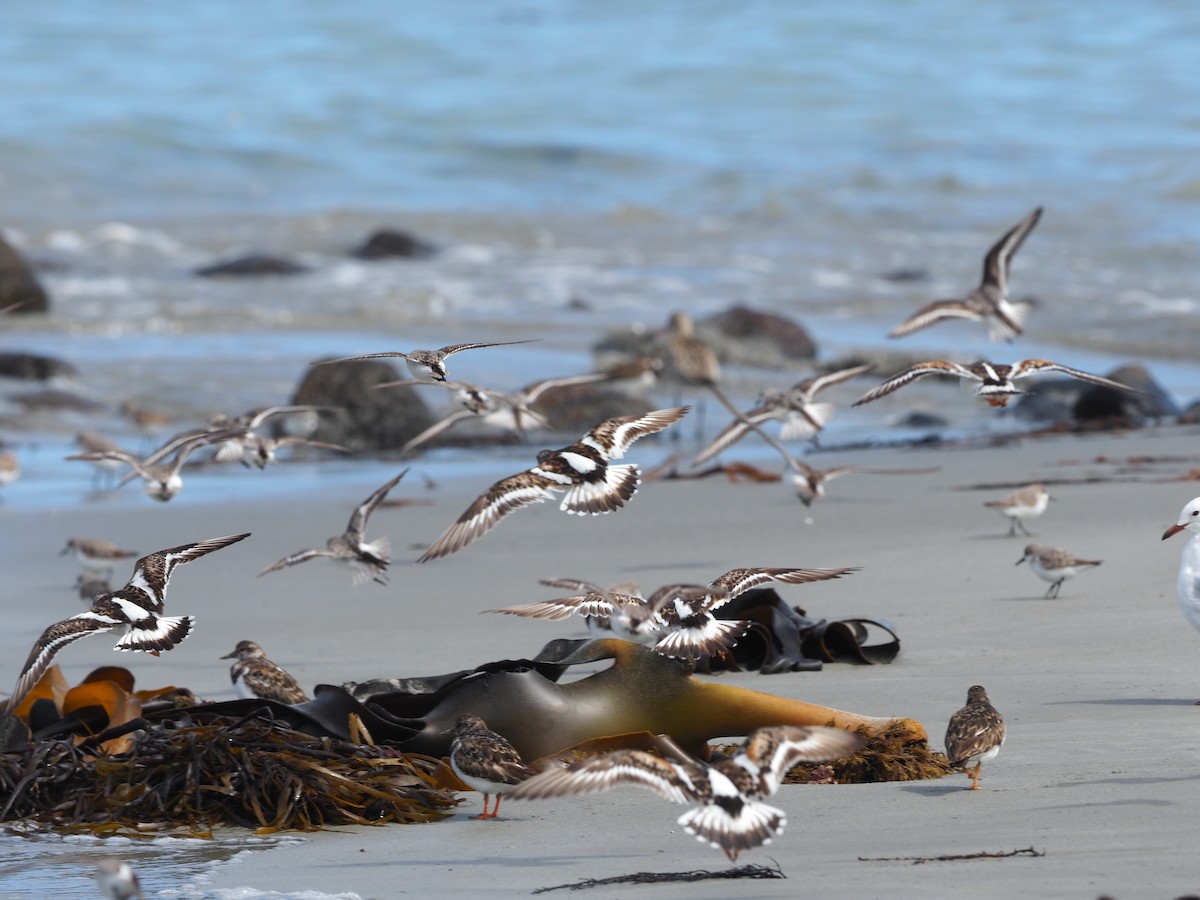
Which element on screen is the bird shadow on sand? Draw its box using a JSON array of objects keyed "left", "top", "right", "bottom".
[
  {"left": 991, "top": 595, "right": 1052, "bottom": 602},
  {"left": 896, "top": 781, "right": 978, "bottom": 798}
]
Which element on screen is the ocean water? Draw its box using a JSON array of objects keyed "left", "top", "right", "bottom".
[{"left": 0, "top": 4, "right": 1198, "bottom": 894}]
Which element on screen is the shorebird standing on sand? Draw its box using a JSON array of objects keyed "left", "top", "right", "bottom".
[
  {"left": 449, "top": 713, "right": 535, "bottom": 820},
  {"left": 1161, "top": 498, "right": 1200, "bottom": 700},
  {"left": 313, "top": 339, "right": 538, "bottom": 383},
  {"left": 984, "top": 483, "right": 1051, "bottom": 537},
  {"left": 1016, "top": 543, "right": 1102, "bottom": 598},
  {"left": 61, "top": 537, "right": 138, "bottom": 579},
  {"left": 944, "top": 685, "right": 1005, "bottom": 790},
  {"left": 889, "top": 206, "right": 1043, "bottom": 342}
]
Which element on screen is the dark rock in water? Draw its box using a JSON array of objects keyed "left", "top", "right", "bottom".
[
  {"left": 9, "top": 389, "right": 105, "bottom": 413},
  {"left": 292, "top": 360, "right": 435, "bottom": 451},
  {"left": 895, "top": 410, "right": 949, "bottom": 429},
  {"left": 350, "top": 228, "right": 436, "bottom": 260},
  {"left": 0, "top": 352, "right": 77, "bottom": 381},
  {"left": 195, "top": 254, "right": 309, "bottom": 278},
  {"left": 1178, "top": 399, "right": 1200, "bottom": 424},
  {"left": 531, "top": 384, "right": 653, "bottom": 433},
  {"left": 1015, "top": 363, "right": 1173, "bottom": 426},
  {"left": 879, "top": 267, "right": 930, "bottom": 283},
  {"left": 0, "top": 236, "right": 50, "bottom": 313},
  {"left": 700, "top": 305, "right": 817, "bottom": 365}
]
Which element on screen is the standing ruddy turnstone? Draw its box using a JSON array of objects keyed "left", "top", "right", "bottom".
[
  {"left": 7, "top": 533, "right": 250, "bottom": 711},
  {"left": 95, "top": 858, "right": 144, "bottom": 900},
  {"left": 509, "top": 725, "right": 862, "bottom": 860},
  {"left": 449, "top": 714, "right": 535, "bottom": 819},
  {"left": 693, "top": 364, "right": 873, "bottom": 464},
  {"left": 221, "top": 640, "right": 308, "bottom": 704},
  {"left": 889, "top": 206, "right": 1043, "bottom": 342},
  {"left": 378, "top": 372, "right": 608, "bottom": 452},
  {"left": 258, "top": 470, "right": 407, "bottom": 584},
  {"left": 417, "top": 407, "right": 688, "bottom": 562},
  {"left": 313, "top": 339, "right": 538, "bottom": 383},
  {"left": 984, "top": 483, "right": 1051, "bottom": 537},
  {"left": 944, "top": 685, "right": 1005, "bottom": 790},
  {"left": 852, "top": 359, "right": 1139, "bottom": 409},
  {"left": 61, "top": 537, "right": 138, "bottom": 578},
  {"left": 1016, "top": 543, "right": 1101, "bottom": 598}
]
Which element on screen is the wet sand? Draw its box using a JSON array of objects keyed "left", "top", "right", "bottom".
[{"left": 4, "top": 422, "right": 1200, "bottom": 898}]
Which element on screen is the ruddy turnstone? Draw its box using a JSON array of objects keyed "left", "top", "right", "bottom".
[
  {"left": 66, "top": 429, "right": 243, "bottom": 502},
  {"left": 258, "top": 469, "right": 407, "bottom": 584},
  {"left": 313, "top": 339, "right": 538, "bottom": 383},
  {"left": 0, "top": 449, "right": 19, "bottom": 490},
  {"left": 509, "top": 725, "right": 862, "bottom": 860},
  {"left": 417, "top": 407, "right": 689, "bottom": 562},
  {"left": 95, "top": 858, "right": 144, "bottom": 900},
  {"left": 61, "top": 537, "right": 138, "bottom": 578},
  {"left": 944, "top": 685, "right": 1005, "bottom": 790},
  {"left": 491, "top": 566, "right": 856, "bottom": 661},
  {"left": 1161, "top": 498, "right": 1200, "bottom": 687},
  {"left": 525, "top": 577, "right": 655, "bottom": 641},
  {"left": 449, "top": 713, "right": 535, "bottom": 819},
  {"left": 889, "top": 206, "right": 1043, "bottom": 342},
  {"left": 693, "top": 364, "right": 873, "bottom": 464},
  {"left": 379, "top": 372, "right": 608, "bottom": 452},
  {"left": 8, "top": 532, "right": 250, "bottom": 711},
  {"left": 852, "top": 359, "right": 1139, "bottom": 409},
  {"left": 221, "top": 640, "right": 309, "bottom": 704},
  {"left": 984, "top": 483, "right": 1051, "bottom": 537},
  {"left": 1016, "top": 543, "right": 1101, "bottom": 598}
]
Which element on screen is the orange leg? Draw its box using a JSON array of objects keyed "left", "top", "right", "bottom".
[
  {"left": 473, "top": 794, "right": 495, "bottom": 819},
  {"left": 968, "top": 763, "right": 982, "bottom": 790}
]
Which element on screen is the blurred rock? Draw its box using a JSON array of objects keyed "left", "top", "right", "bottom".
[
  {"left": 195, "top": 254, "right": 309, "bottom": 277},
  {"left": 0, "top": 236, "right": 50, "bottom": 313},
  {"left": 1014, "top": 363, "right": 1174, "bottom": 426},
  {"left": 350, "top": 228, "right": 436, "bottom": 260},
  {"left": 531, "top": 384, "right": 653, "bottom": 433},
  {"left": 291, "top": 360, "right": 435, "bottom": 451},
  {"left": 0, "top": 352, "right": 77, "bottom": 381},
  {"left": 894, "top": 410, "right": 949, "bottom": 429},
  {"left": 879, "top": 267, "right": 930, "bottom": 283}
]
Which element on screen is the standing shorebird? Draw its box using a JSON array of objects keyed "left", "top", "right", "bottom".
[
  {"left": 1163, "top": 498, "right": 1200, "bottom": 701},
  {"left": 889, "top": 206, "right": 1043, "bottom": 342},
  {"left": 61, "top": 537, "right": 138, "bottom": 579},
  {"left": 313, "top": 339, "right": 538, "bottom": 383},
  {"left": 693, "top": 364, "right": 873, "bottom": 464},
  {"left": 852, "top": 359, "right": 1139, "bottom": 409},
  {"left": 8, "top": 533, "right": 250, "bottom": 711},
  {"left": 944, "top": 685, "right": 1005, "bottom": 790},
  {"left": 448, "top": 714, "right": 535, "bottom": 819},
  {"left": 221, "top": 640, "right": 309, "bottom": 704},
  {"left": 95, "top": 858, "right": 144, "bottom": 900},
  {"left": 1016, "top": 543, "right": 1102, "bottom": 598},
  {"left": 0, "top": 449, "right": 19, "bottom": 492},
  {"left": 509, "top": 725, "right": 862, "bottom": 860},
  {"left": 418, "top": 407, "right": 688, "bottom": 562},
  {"left": 258, "top": 470, "right": 408, "bottom": 585},
  {"left": 984, "top": 483, "right": 1051, "bottom": 537}
]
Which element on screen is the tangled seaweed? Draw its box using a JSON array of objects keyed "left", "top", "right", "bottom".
[
  {"left": 533, "top": 861, "right": 786, "bottom": 893},
  {"left": 0, "top": 710, "right": 457, "bottom": 834}
]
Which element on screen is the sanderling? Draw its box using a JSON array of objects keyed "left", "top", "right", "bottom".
[
  {"left": 417, "top": 408, "right": 688, "bottom": 562},
  {"left": 1016, "top": 543, "right": 1101, "bottom": 598},
  {"left": 944, "top": 685, "right": 1005, "bottom": 790},
  {"left": 313, "top": 339, "right": 538, "bottom": 383},
  {"left": 66, "top": 429, "right": 243, "bottom": 501},
  {"left": 889, "top": 206, "right": 1043, "bottom": 342},
  {"left": 258, "top": 470, "right": 407, "bottom": 584},
  {"left": 984, "top": 483, "right": 1051, "bottom": 537},
  {"left": 61, "top": 537, "right": 138, "bottom": 578},
  {"left": 221, "top": 640, "right": 308, "bottom": 704},
  {"left": 449, "top": 713, "right": 535, "bottom": 819}
]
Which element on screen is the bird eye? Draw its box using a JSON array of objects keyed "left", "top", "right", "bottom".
[{"left": 1193, "top": 511, "right": 1199, "bottom": 517}]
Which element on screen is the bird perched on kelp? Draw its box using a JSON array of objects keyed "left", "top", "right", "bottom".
[
  {"left": 418, "top": 407, "right": 688, "bottom": 562},
  {"left": 889, "top": 206, "right": 1043, "bottom": 342},
  {"left": 944, "top": 685, "right": 1005, "bottom": 790},
  {"left": 222, "top": 640, "right": 309, "bottom": 704},
  {"left": 313, "top": 339, "right": 538, "bottom": 383},
  {"left": 8, "top": 533, "right": 250, "bottom": 711},
  {"left": 258, "top": 470, "right": 408, "bottom": 585},
  {"left": 852, "top": 359, "right": 1140, "bottom": 409},
  {"left": 509, "top": 725, "right": 862, "bottom": 860},
  {"left": 449, "top": 713, "right": 536, "bottom": 819}
]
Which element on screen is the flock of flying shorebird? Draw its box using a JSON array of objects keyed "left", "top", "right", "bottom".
[{"left": 3, "top": 208, "right": 1154, "bottom": 872}]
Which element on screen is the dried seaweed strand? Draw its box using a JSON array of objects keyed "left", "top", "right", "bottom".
[
  {"left": 533, "top": 861, "right": 786, "bottom": 893},
  {"left": 858, "top": 847, "right": 1045, "bottom": 864}
]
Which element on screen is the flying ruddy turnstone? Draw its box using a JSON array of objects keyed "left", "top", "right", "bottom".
[
  {"left": 693, "top": 364, "right": 873, "bottom": 464},
  {"left": 61, "top": 537, "right": 138, "bottom": 578},
  {"left": 1162, "top": 498, "right": 1200, "bottom": 656},
  {"left": 95, "top": 858, "right": 144, "bottom": 900},
  {"left": 944, "top": 685, "right": 1005, "bottom": 790},
  {"left": 377, "top": 372, "right": 609, "bottom": 452},
  {"left": 448, "top": 713, "right": 535, "bottom": 819},
  {"left": 65, "top": 429, "right": 243, "bottom": 502},
  {"left": 488, "top": 578, "right": 658, "bottom": 643},
  {"left": 490, "top": 566, "right": 857, "bottom": 661},
  {"left": 417, "top": 407, "right": 689, "bottom": 562},
  {"left": 509, "top": 725, "right": 862, "bottom": 860},
  {"left": 889, "top": 206, "right": 1043, "bottom": 342},
  {"left": 313, "top": 339, "right": 538, "bottom": 383},
  {"left": 851, "top": 359, "right": 1140, "bottom": 409},
  {"left": 1016, "top": 543, "right": 1102, "bottom": 598},
  {"left": 7, "top": 533, "right": 250, "bottom": 711},
  {"left": 984, "top": 483, "right": 1051, "bottom": 537},
  {"left": 258, "top": 469, "right": 408, "bottom": 584},
  {"left": 221, "top": 640, "right": 309, "bottom": 704}
]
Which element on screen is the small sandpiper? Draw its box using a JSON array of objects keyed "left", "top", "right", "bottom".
[
  {"left": 944, "top": 685, "right": 1005, "bottom": 790},
  {"left": 1016, "top": 543, "right": 1101, "bottom": 598},
  {"left": 61, "top": 537, "right": 138, "bottom": 578},
  {"left": 984, "top": 483, "right": 1051, "bottom": 536},
  {"left": 95, "top": 858, "right": 144, "bottom": 900},
  {"left": 221, "top": 640, "right": 308, "bottom": 704},
  {"left": 449, "top": 713, "right": 535, "bottom": 819}
]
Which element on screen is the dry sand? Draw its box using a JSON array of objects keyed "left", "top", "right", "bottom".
[{"left": 5, "top": 423, "right": 1200, "bottom": 898}]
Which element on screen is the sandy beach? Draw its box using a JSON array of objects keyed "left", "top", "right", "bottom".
[{"left": 4, "top": 420, "right": 1200, "bottom": 898}]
